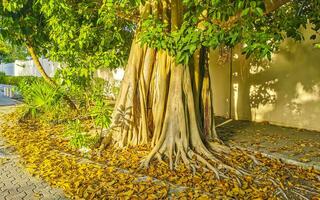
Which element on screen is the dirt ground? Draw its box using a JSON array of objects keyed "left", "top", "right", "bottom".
[{"left": 216, "top": 117, "right": 320, "bottom": 168}]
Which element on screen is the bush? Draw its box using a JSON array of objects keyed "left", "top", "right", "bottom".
[
  {"left": 0, "top": 72, "right": 6, "bottom": 83},
  {"left": 0, "top": 75, "right": 41, "bottom": 86},
  {"left": 19, "top": 79, "right": 63, "bottom": 118},
  {"left": 64, "top": 119, "right": 99, "bottom": 149}
]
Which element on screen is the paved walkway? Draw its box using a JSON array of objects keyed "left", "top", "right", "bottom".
[
  {"left": 217, "top": 118, "right": 320, "bottom": 169},
  {"left": 0, "top": 95, "right": 18, "bottom": 106},
  {"left": 0, "top": 104, "right": 67, "bottom": 200},
  {"left": 0, "top": 84, "right": 20, "bottom": 106}
]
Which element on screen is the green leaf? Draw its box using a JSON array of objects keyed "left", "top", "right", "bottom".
[
  {"left": 250, "top": 1, "right": 256, "bottom": 8},
  {"left": 256, "top": 7, "right": 264, "bottom": 16},
  {"left": 241, "top": 8, "right": 250, "bottom": 17}
]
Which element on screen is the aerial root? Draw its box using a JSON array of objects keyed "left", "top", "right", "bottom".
[
  {"left": 246, "top": 154, "right": 261, "bottom": 165},
  {"left": 229, "top": 146, "right": 262, "bottom": 167},
  {"left": 188, "top": 151, "right": 220, "bottom": 179},
  {"left": 140, "top": 143, "right": 257, "bottom": 182},
  {"left": 155, "top": 153, "right": 167, "bottom": 165},
  {"left": 234, "top": 176, "right": 242, "bottom": 187}
]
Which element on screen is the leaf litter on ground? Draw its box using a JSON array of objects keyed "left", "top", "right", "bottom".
[{"left": 0, "top": 112, "right": 319, "bottom": 199}]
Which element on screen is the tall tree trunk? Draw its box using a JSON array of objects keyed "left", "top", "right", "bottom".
[
  {"left": 26, "top": 43, "right": 77, "bottom": 110},
  {"left": 99, "top": 0, "right": 305, "bottom": 180},
  {"left": 99, "top": 0, "right": 237, "bottom": 175}
]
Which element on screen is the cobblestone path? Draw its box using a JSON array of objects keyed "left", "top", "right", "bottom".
[{"left": 0, "top": 105, "right": 67, "bottom": 200}]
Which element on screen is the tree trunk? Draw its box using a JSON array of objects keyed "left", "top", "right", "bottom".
[
  {"left": 92, "top": 3, "right": 285, "bottom": 184},
  {"left": 26, "top": 43, "right": 77, "bottom": 110},
  {"left": 98, "top": 0, "right": 236, "bottom": 174}
]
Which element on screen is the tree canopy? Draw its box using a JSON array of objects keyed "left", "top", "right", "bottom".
[
  {"left": 38, "top": 0, "right": 134, "bottom": 69},
  {"left": 0, "top": 39, "right": 27, "bottom": 62},
  {"left": 137, "top": 0, "right": 319, "bottom": 63},
  {"left": 0, "top": 0, "right": 49, "bottom": 55},
  {"left": 2, "top": 0, "right": 319, "bottom": 68}
]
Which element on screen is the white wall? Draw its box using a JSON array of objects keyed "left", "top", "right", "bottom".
[
  {"left": 0, "top": 59, "right": 59, "bottom": 77},
  {"left": 211, "top": 25, "right": 320, "bottom": 131},
  {"left": 14, "top": 58, "right": 60, "bottom": 77},
  {"left": 0, "top": 63, "right": 15, "bottom": 76}
]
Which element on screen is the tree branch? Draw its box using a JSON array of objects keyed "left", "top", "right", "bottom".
[
  {"left": 26, "top": 39, "right": 78, "bottom": 110},
  {"left": 264, "top": 0, "right": 292, "bottom": 13},
  {"left": 116, "top": 10, "right": 140, "bottom": 23}
]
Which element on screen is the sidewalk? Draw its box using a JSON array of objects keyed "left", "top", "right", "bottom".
[
  {"left": 0, "top": 106, "right": 67, "bottom": 200},
  {"left": 217, "top": 118, "right": 320, "bottom": 169},
  {"left": 0, "top": 95, "right": 18, "bottom": 106}
]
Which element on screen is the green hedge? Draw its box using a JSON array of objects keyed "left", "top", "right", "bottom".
[{"left": 0, "top": 73, "right": 42, "bottom": 86}]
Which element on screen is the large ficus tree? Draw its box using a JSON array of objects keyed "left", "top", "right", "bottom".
[
  {"left": 100, "top": 0, "right": 319, "bottom": 170},
  {"left": 10, "top": 0, "right": 320, "bottom": 197},
  {"left": 41, "top": 0, "right": 319, "bottom": 173}
]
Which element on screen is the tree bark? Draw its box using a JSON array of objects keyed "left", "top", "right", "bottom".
[
  {"left": 26, "top": 43, "right": 77, "bottom": 110},
  {"left": 99, "top": 0, "right": 233, "bottom": 173}
]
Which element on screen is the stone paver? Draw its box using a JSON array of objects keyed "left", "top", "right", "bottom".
[
  {"left": 0, "top": 139, "right": 67, "bottom": 200},
  {"left": 0, "top": 105, "right": 67, "bottom": 200}
]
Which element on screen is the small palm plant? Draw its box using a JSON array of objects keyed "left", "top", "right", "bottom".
[{"left": 19, "top": 80, "right": 63, "bottom": 118}]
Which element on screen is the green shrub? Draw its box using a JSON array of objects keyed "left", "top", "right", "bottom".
[
  {"left": 64, "top": 120, "right": 99, "bottom": 149},
  {"left": 0, "top": 72, "right": 6, "bottom": 83},
  {"left": 19, "top": 80, "right": 63, "bottom": 118},
  {"left": 0, "top": 75, "right": 41, "bottom": 86}
]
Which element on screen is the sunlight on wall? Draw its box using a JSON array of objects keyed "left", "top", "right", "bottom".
[
  {"left": 251, "top": 104, "right": 275, "bottom": 122},
  {"left": 233, "top": 83, "right": 239, "bottom": 120},
  {"left": 113, "top": 68, "right": 125, "bottom": 81},
  {"left": 250, "top": 84, "right": 277, "bottom": 122},
  {"left": 291, "top": 82, "right": 320, "bottom": 104},
  {"left": 249, "top": 62, "right": 269, "bottom": 74},
  {"left": 211, "top": 23, "right": 320, "bottom": 131}
]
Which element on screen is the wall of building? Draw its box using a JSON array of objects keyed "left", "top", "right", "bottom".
[
  {"left": 0, "top": 63, "right": 15, "bottom": 76},
  {"left": 211, "top": 25, "right": 320, "bottom": 131},
  {"left": 0, "top": 59, "right": 59, "bottom": 77},
  {"left": 14, "top": 59, "right": 60, "bottom": 77}
]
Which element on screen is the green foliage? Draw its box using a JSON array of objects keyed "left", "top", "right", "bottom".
[
  {"left": 0, "top": 40, "right": 28, "bottom": 62},
  {"left": 37, "top": 0, "right": 134, "bottom": 71},
  {"left": 0, "top": 0, "right": 49, "bottom": 55},
  {"left": 59, "top": 77, "right": 112, "bottom": 149},
  {"left": 138, "top": 0, "right": 320, "bottom": 63},
  {"left": 64, "top": 120, "right": 98, "bottom": 149},
  {"left": 88, "top": 78, "right": 113, "bottom": 134},
  {"left": 0, "top": 75, "right": 41, "bottom": 86},
  {"left": 18, "top": 79, "right": 63, "bottom": 118},
  {"left": 0, "top": 72, "right": 5, "bottom": 83},
  {"left": 54, "top": 67, "right": 94, "bottom": 106}
]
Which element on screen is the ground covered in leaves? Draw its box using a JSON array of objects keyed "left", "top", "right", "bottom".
[
  {"left": 1, "top": 112, "right": 320, "bottom": 199},
  {"left": 217, "top": 119, "right": 320, "bottom": 166}
]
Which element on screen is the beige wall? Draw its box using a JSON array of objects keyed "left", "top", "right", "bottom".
[{"left": 211, "top": 25, "right": 320, "bottom": 131}]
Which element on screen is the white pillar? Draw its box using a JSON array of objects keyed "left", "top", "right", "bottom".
[
  {"left": 9, "top": 88, "right": 13, "bottom": 97},
  {"left": 4, "top": 87, "right": 8, "bottom": 96}
]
